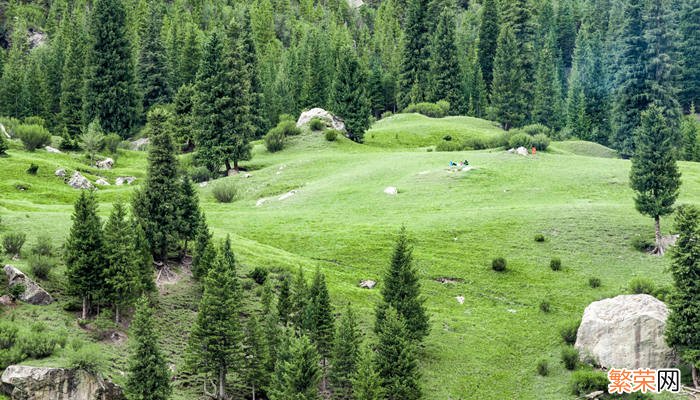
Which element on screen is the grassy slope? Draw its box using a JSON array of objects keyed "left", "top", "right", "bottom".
[
  {"left": 364, "top": 113, "right": 505, "bottom": 148},
  {"left": 1, "top": 123, "right": 695, "bottom": 399},
  {"left": 550, "top": 140, "right": 619, "bottom": 159}
]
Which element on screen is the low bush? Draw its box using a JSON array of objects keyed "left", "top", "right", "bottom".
[
  {"left": 3, "top": 232, "right": 26, "bottom": 255},
  {"left": 26, "top": 163, "right": 39, "bottom": 175},
  {"left": 265, "top": 127, "right": 286, "bottom": 153},
  {"left": 403, "top": 102, "right": 447, "bottom": 118},
  {"left": 442, "top": 135, "right": 452, "bottom": 141},
  {"left": 250, "top": 267, "right": 268, "bottom": 285},
  {"left": 189, "top": 166, "right": 211, "bottom": 183},
  {"left": 539, "top": 300, "right": 551, "bottom": 313},
  {"left": 68, "top": 344, "right": 106, "bottom": 374},
  {"left": 15, "top": 124, "right": 51, "bottom": 151},
  {"left": 31, "top": 235, "right": 54, "bottom": 256},
  {"left": 90, "top": 311, "right": 117, "bottom": 341},
  {"left": 462, "top": 136, "right": 490, "bottom": 150},
  {"left": 23, "top": 116, "right": 46, "bottom": 127},
  {"left": 435, "top": 140, "right": 464, "bottom": 152},
  {"left": 0, "top": 134, "right": 7, "bottom": 155},
  {"left": 631, "top": 235, "right": 654, "bottom": 252},
  {"left": 380, "top": 111, "right": 393, "bottom": 119},
  {"left": 436, "top": 100, "right": 451, "bottom": 114},
  {"left": 508, "top": 132, "right": 532, "bottom": 149},
  {"left": 309, "top": 118, "right": 325, "bottom": 131},
  {"left": 0, "top": 321, "right": 18, "bottom": 349},
  {"left": 278, "top": 114, "right": 295, "bottom": 123},
  {"left": 212, "top": 180, "right": 237, "bottom": 203},
  {"left": 550, "top": 258, "right": 562, "bottom": 271},
  {"left": 0, "top": 347, "right": 26, "bottom": 369},
  {"left": 80, "top": 123, "right": 104, "bottom": 162},
  {"left": 103, "top": 133, "right": 121, "bottom": 154},
  {"left": 561, "top": 346, "right": 579, "bottom": 370},
  {"left": 492, "top": 257, "right": 507, "bottom": 272},
  {"left": 534, "top": 234, "right": 545, "bottom": 242},
  {"left": 588, "top": 277, "right": 601, "bottom": 288},
  {"left": 559, "top": 320, "right": 580, "bottom": 345},
  {"left": 0, "top": 117, "right": 21, "bottom": 137},
  {"left": 9, "top": 284, "right": 25, "bottom": 300},
  {"left": 28, "top": 255, "right": 57, "bottom": 280},
  {"left": 570, "top": 370, "right": 608, "bottom": 396},
  {"left": 628, "top": 277, "right": 656, "bottom": 295},
  {"left": 520, "top": 124, "right": 553, "bottom": 137},
  {"left": 531, "top": 133, "right": 550, "bottom": 151},
  {"left": 278, "top": 120, "right": 301, "bottom": 136},
  {"left": 19, "top": 333, "right": 57, "bottom": 359},
  {"left": 536, "top": 359, "right": 549, "bottom": 376},
  {"left": 653, "top": 285, "right": 672, "bottom": 302},
  {"left": 325, "top": 130, "right": 339, "bottom": 142}
]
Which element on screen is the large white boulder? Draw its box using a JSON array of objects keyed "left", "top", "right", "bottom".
[
  {"left": 3, "top": 265, "right": 53, "bottom": 305},
  {"left": 296, "top": 108, "right": 346, "bottom": 133},
  {"left": 68, "top": 172, "right": 94, "bottom": 190},
  {"left": 96, "top": 158, "right": 114, "bottom": 169},
  {"left": 1, "top": 365, "right": 124, "bottom": 400},
  {"left": 575, "top": 294, "right": 677, "bottom": 369}
]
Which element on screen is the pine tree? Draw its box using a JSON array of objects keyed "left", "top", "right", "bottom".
[
  {"left": 278, "top": 274, "right": 292, "bottom": 325},
  {"left": 555, "top": 0, "right": 577, "bottom": 69},
  {"left": 132, "top": 108, "right": 180, "bottom": 261},
  {"left": 65, "top": 191, "right": 105, "bottom": 319},
  {"left": 352, "top": 346, "right": 383, "bottom": 400},
  {"left": 269, "top": 333, "right": 322, "bottom": 400},
  {"left": 306, "top": 269, "right": 334, "bottom": 391},
  {"left": 83, "top": 0, "right": 139, "bottom": 137},
  {"left": 376, "top": 227, "right": 429, "bottom": 342},
  {"left": 59, "top": 14, "right": 87, "bottom": 138},
  {"left": 103, "top": 201, "right": 138, "bottom": 323},
  {"left": 501, "top": 0, "right": 535, "bottom": 114},
  {"left": 242, "top": 10, "right": 269, "bottom": 138},
  {"left": 374, "top": 306, "right": 421, "bottom": 400},
  {"left": 186, "top": 237, "right": 243, "bottom": 400},
  {"left": 138, "top": 1, "right": 171, "bottom": 111},
  {"left": 191, "top": 212, "right": 215, "bottom": 280},
  {"left": 679, "top": 0, "right": 700, "bottom": 111},
  {"left": 629, "top": 105, "right": 681, "bottom": 255},
  {"left": 681, "top": 111, "right": 700, "bottom": 161},
  {"left": 125, "top": 297, "right": 172, "bottom": 400},
  {"left": 532, "top": 35, "right": 564, "bottom": 130},
  {"left": 179, "top": 23, "right": 202, "bottom": 87},
  {"left": 665, "top": 205, "right": 700, "bottom": 388},
  {"left": 428, "top": 7, "right": 463, "bottom": 114},
  {"left": 490, "top": 25, "right": 527, "bottom": 130},
  {"left": 477, "top": 0, "right": 499, "bottom": 91},
  {"left": 175, "top": 175, "right": 200, "bottom": 255},
  {"left": 261, "top": 279, "right": 282, "bottom": 374},
  {"left": 0, "top": 20, "right": 28, "bottom": 118},
  {"left": 331, "top": 45, "right": 371, "bottom": 142},
  {"left": 330, "top": 306, "right": 361, "bottom": 400},
  {"left": 171, "top": 84, "right": 197, "bottom": 152},
  {"left": 398, "top": 0, "right": 430, "bottom": 109},
  {"left": 132, "top": 222, "right": 156, "bottom": 297},
  {"left": 243, "top": 314, "right": 269, "bottom": 400},
  {"left": 291, "top": 268, "right": 309, "bottom": 331}
]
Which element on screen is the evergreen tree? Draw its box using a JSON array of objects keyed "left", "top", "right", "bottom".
[
  {"left": 186, "top": 237, "right": 243, "bottom": 400},
  {"left": 132, "top": 108, "right": 180, "bottom": 261},
  {"left": 125, "top": 297, "right": 172, "bottom": 400},
  {"left": 665, "top": 205, "right": 700, "bottom": 388},
  {"left": 428, "top": 7, "right": 463, "bottom": 113},
  {"left": 132, "top": 222, "right": 156, "bottom": 297},
  {"left": 532, "top": 35, "right": 564, "bottom": 130},
  {"left": 59, "top": 14, "right": 87, "bottom": 138},
  {"left": 0, "top": 21, "right": 28, "bottom": 118},
  {"left": 243, "top": 314, "right": 269, "bottom": 400},
  {"left": 477, "top": 0, "right": 499, "bottom": 90},
  {"left": 278, "top": 274, "right": 292, "bottom": 325},
  {"left": 269, "top": 333, "right": 322, "bottom": 400},
  {"left": 138, "top": 1, "right": 171, "bottom": 111},
  {"left": 376, "top": 227, "right": 429, "bottom": 342},
  {"left": 103, "top": 201, "right": 138, "bottom": 322},
  {"left": 374, "top": 307, "right": 421, "bottom": 400},
  {"left": 242, "top": 10, "right": 269, "bottom": 138},
  {"left": 262, "top": 280, "right": 282, "bottom": 374},
  {"left": 331, "top": 45, "right": 371, "bottom": 142},
  {"left": 490, "top": 25, "right": 527, "bottom": 130},
  {"left": 679, "top": 0, "right": 700, "bottom": 111},
  {"left": 555, "top": 0, "right": 577, "bottom": 69},
  {"left": 681, "top": 111, "right": 700, "bottom": 161},
  {"left": 175, "top": 175, "right": 200, "bottom": 255},
  {"left": 191, "top": 212, "right": 215, "bottom": 280},
  {"left": 83, "top": 0, "right": 139, "bottom": 137},
  {"left": 629, "top": 105, "right": 681, "bottom": 255},
  {"left": 0, "top": 131, "right": 7, "bottom": 155},
  {"left": 398, "top": 0, "right": 430, "bottom": 109},
  {"left": 291, "top": 268, "right": 309, "bottom": 331},
  {"left": 305, "top": 269, "right": 334, "bottom": 391},
  {"left": 330, "top": 306, "right": 361, "bottom": 400},
  {"left": 65, "top": 190, "right": 105, "bottom": 319},
  {"left": 501, "top": 0, "right": 535, "bottom": 114},
  {"left": 179, "top": 23, "right": 202, "bottom": 87},
  {"left": 352, "top": 346, "right": 383, "bottom": 400},
  {"left": 22, "top": 48, "right": 50, "bottom": 122},
  {"left": 171, "top": 84, "right": 197, "bottom": 152}
]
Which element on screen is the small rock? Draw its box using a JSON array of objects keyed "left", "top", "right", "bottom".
[
  {"left": 585, "top": 391, "right": 605, "bottom": 400},
  {"left": 45, "top": 146, "right": 62, "bottom": 154},
  {"left": 68, "top": 171, "right": 94, "bottom": 190},
  {"left": 115, "top": 176, "right": 136, "bottom": 186},
  {"left": 95, "top": 178, "right": 110, "bottom": 186},
  {"left": 4, "top": 265, "right": 53, "bottom": 305},
  {"left": 507, "top": 148, "right": 515, "bottom": 153},
  {"left": 384, "top": 186, "right": 398, "bottom": 196},
  {"left": 359, "top": 280, "right": 376, "bottom": 289},
  {"left": 278, "top": 190, "right": 297, "bottom": 201},
  {"left": 516, "top": 146, "right": 528, "bottom": 156},
  {"left": 256, "top": 198, "right": 267, "bottom": 207},
  {"left": 199, "top": 181, "right": 208, "bottom": 188},
  {"left": 507, "top": 309, "right": 517, "bottom": 314},
  {"left": 55, "top": 168, "right": 66, "bottom": 177},
  {"left": 244, "top": 173, "right": 252, "bottom": 178},
  {"left": 0, "top": 295, "right": 12, "bottom": 306},
  {"left": 455, "top": 296, "right": 465, "bottom": 305},
  {"left": 96, "top": 158, "right": 114, "bottom": 169},
  {"left": 130, "top": 137, "right": 149, "bottom": 150}
]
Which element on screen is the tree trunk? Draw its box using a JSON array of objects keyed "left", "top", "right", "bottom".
[
  {"left": 654, "top": 215, "right": 664, "bottom": 255},
  {"left": 693, "top": 365, "right": 699, "bottom": 389},
  {"left": 115, "top": 305, "right": 120, "bottom": 324},
  {"left": 252, "top": 383, "right": 256, "bottom": 400},
  {"left": 233, "top": 159, "right": 239, "bottom": 172},
  {"left": 225, "top": 159, "right": 232, "bottom": 174},
  {"left": 218, "top": 366, "right": 226, "bottom": 400},
  {"left": 82, "top": 297, "right": 87, "bottom": 320}
]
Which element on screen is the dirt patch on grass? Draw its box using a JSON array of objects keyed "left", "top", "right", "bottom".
[{"left": 434, "top": 277, "right": 464, "bottom": 284}]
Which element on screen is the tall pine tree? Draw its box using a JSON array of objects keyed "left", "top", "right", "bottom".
[
  {"left": 103, "top": 201, "right": 138, "bottom": 322},
  {"left": 477, "top": 0, "right": 499, "bottom": 91},
  {"left": 332, "top": 44, "right": 371, "bottom": 142},
  {"left": 330, "top": 306, "right": 361, "bottom": 400},
  {"left": 428, "top": 7, "right": 463, "bottom": 114},
  {"left": 138, "top": 1, "right": 171, "bottom": 111},
  {"left": 398, "top": 0, "right": 430, "bottom": 109},
  {"left": 490, "top": 25, "right": 527, "bottom": 130},
  {"left": 374, "top": 307, "right": 421, "bottom": 400}
]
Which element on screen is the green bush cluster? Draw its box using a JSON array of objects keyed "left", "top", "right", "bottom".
[
  {"left": 520, "top": 124, "right": 553, "bottom": 137},
  {"left": 403, "top": 101, "right": 450, "bottom": 118},
  {"left": 508, "top": 132, "right": 532, "bottom": 149},
  {"left": 325, "top": 130, "right": 339, "bottom": 142},
  {"left": 309, "top": 117, "right": 325, "bottom": 131},
  {"left": 103, "top": 133, "right": 122, "bottom": 154},
  {"left": 0, "top": 321, "right": 18, "bottom": 349},
  {"left": 26, "top": 163, "right": 39, "bottom": 175},
  {"left": 265, "top": 120, "right": 299, "bottom": 152},
  {"left": 588, "top": 277, "right": 601, "bottom": 288},
  {"left": 531, "top": 133, "right": 550, "bottom": 151},
  {"left": 68, "top": 344, "right": 107, "bottom": 374},
  {"left": 211, "top": 180, "right": 237, "bottom": 203},
  {"left": 561, "top": 346, "right": 579, "bottom": 370},
  {"left": 15, "top": 124, "right": 51, "bottom": 151},
  {"left": 539, "top": 300, "right": 551, "bottom": 313},
  {"left": 559, "top": 320, "right": 580, "bottom": 345},
  {"left": 31, "top": 235, "right": 54, "bottom": 257},
  {"left": 189, "top": 166, "right": 211, "bottom": 183},
  {"left": 534, "top": 234, "right": 545, "bottom": 242},
  {"left": 435, "top": 134, "right": 508, "bottom": 152},
  {"left": 631, "top": 235, "right": 654, "bottom": 252},
  {"left": 550, "top": 258, "right": 562, "bottom": 271},
  {"left": 8, "top": 284, "right": 25, "bottom": 300},
  {"left": 278, "top": 120, "right": 301, "bottom": 136},
  {"left": 570, "top": 370, "right": 608, "bottom": 396},
  {"left": 3, "top": 232, "right": 26, "bottom": 255},
  {"left": 28, "top": 255, "right": 57, "bottom": 280},
  {"left": 250, "top": 267, "right": 268, "bottom": 285},
  {"left": 536, "top": 359, "right": 549, "bottom": 376},
  {"left": 628, "top": 277, "right": 655, "bottom": 295},
  {"left": 491, "top": 257, "right": 507, "bottom": 272}
]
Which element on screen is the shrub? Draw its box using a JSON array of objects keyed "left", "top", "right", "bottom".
[
  {"left": 309, "top": 118, "right": 325, "bottom": 131},
  {"left": 536, "top": 359, "right": 549, "bottom": 376},
  {"left": 68, "top": 344, "right": 106, "bottom": 374},
  {"left": 534, "top": 234, "right": 545, "bottom": 242},
  {"left": 539, "top": 300, "right": 551, "bottom": 313},
  {"left": 278, "top": 114, "right": 295, "bottom": 123},
  {"left": 8, "top": 284, "right": 25, "bottom": 301},
  {"left": 3, "top": 232, "right": 26, "bottom": 255},
  {"left": 19, "top": 333, "right": 57, "bottom": 359},
  {"left": 508, "top": 132, "right": 532, "bottom": 149},
  {"left": 588, "top": 277, "right": 601, "bottom": 288},
  {"left": 531, "top": 133, "right": 550, "bottom": 151},
  {"left": 250, "top": 267, "right": 268, "bottom": 285},
  {"left": 631, "top": 235, "right": 654, "bottom": 252},
  {"left": 0, "top": 117, "right": 21, "bottom": 136},
  {"left": 80, "top": 120, "right": 105, "bottom": 162},
  {"left": 435, "top": 140, "right": 464, "bottom": 152},
  {"left": 28, "top": 255, "right": 57, "bottom": 280},
  {"left": 26, "top": 163, "right": 39, "bottom": 175},
  {"left": 189, "top": 166, "right": 211, "bottom": 183},
  {"left": 628, "top": 277, "right": 656, "bottom": 295},
  {"left": 653, "top": 285, "right": 672, "bottom": 302},
  {"left": 520, "top": 123, "right": 553, "bottom": 137},
  {"left": 15, "top": 124, "right": 51, "bottom": 151},
  {"left": 0, "top": 133, "right": 7, "bottom": 155},
  {"left": 325, "top": 130, "right": 338, "bottom": 142},
  {"left": 103, "top": 133, "right": 121, "bottom": 154},
  {"left": 31, "top": 235, "right": 54, "bottom": 256},
  {"left": 550, "top": 258, "right": 562, "bottom": 271},
  {"left": 265, "top": 127, "right": 286, "bottom": 153},
  {"left": 570, "top": 370, "right": 608, "bottom": 395},
  {"left": 212, "top": 180, "right": 237, "bottom": 203},
  {"left": 0, "top": 321, "right": 18, "bottom": 349},
  {"left": 403, "top": 102, "right": 447, "bottom": 118},
  {"left": 90, "top": 310, "right": 117, "bottom": 341},
  {"left": 278, "top": 120, "right": 301, "bottom": 136},
  {"left": 380, "top": 111, "right": 393, "bottom": 119},
  {"left": 492, "top": 257, "right": 507, "bottom": 272},
  {"left": 559, "top": 320, "right": 580, "bottom": 345},
  {"left": 0, "top": 347, "right": 26, "bottom": 369},
  {"left": 436, "top": 100, "right": 451, "bottom": 114},
  {"left": 442, "top": 135, "right": 452, "bottom": 141},
  {"left": 23, "top": 116, "right": 46, "bottom": 127},
  {"left": 561, "top": 346, "right": 579, "bottom": 370},
  {"left": 463, "top": 136, "right": 489, "bottom": 150}
]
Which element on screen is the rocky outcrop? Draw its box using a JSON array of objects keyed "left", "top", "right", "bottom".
[
  {"left": 575, "top": 294, "right": 677, "bottom": 369},
  {"left": 296, "top": 108, "right": 346, "bottom": 133},
  {"left": 96, "top": 158, "right": 114, "bottom": 169},
  {"left": 54, "top": 169, "right": 66, "bottom": 177},
  {"left": 44, "top": 146, "right": 62, "bottom": 154},
  {"left": 516, "top": 146, "right": 528, "bottom": 156},
  {"left": 359, "top": 280, "right": 376, "bottom": 289},
  {"left": 115, "top": 176, "right": 136, "bottom": 186},
  {"left": 68, "top": 172, "right": 94, "bottom": 190},
  {"left": 129, "top": 138, "right": 149, "bottom": 151},
  {"left": 3, "top": 265, "right": 53, "bottom": 305},
  {"left": 95, "top": 178, "right": 110, "bottom": 186},
  {"left": 1, "top": 365, "right": 124, "bottom": 400}
]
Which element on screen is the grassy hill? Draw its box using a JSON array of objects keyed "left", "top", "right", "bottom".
[
  {"left": 0, "top": 117, "right": 694, "bottom": 399},
  {"left": 549, "top": 140, "right": 619, "bottom": 159}
]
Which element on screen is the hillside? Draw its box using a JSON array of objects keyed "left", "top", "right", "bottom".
[{"left": 1, "top": 116, "right": 696, "bottom": 399}]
